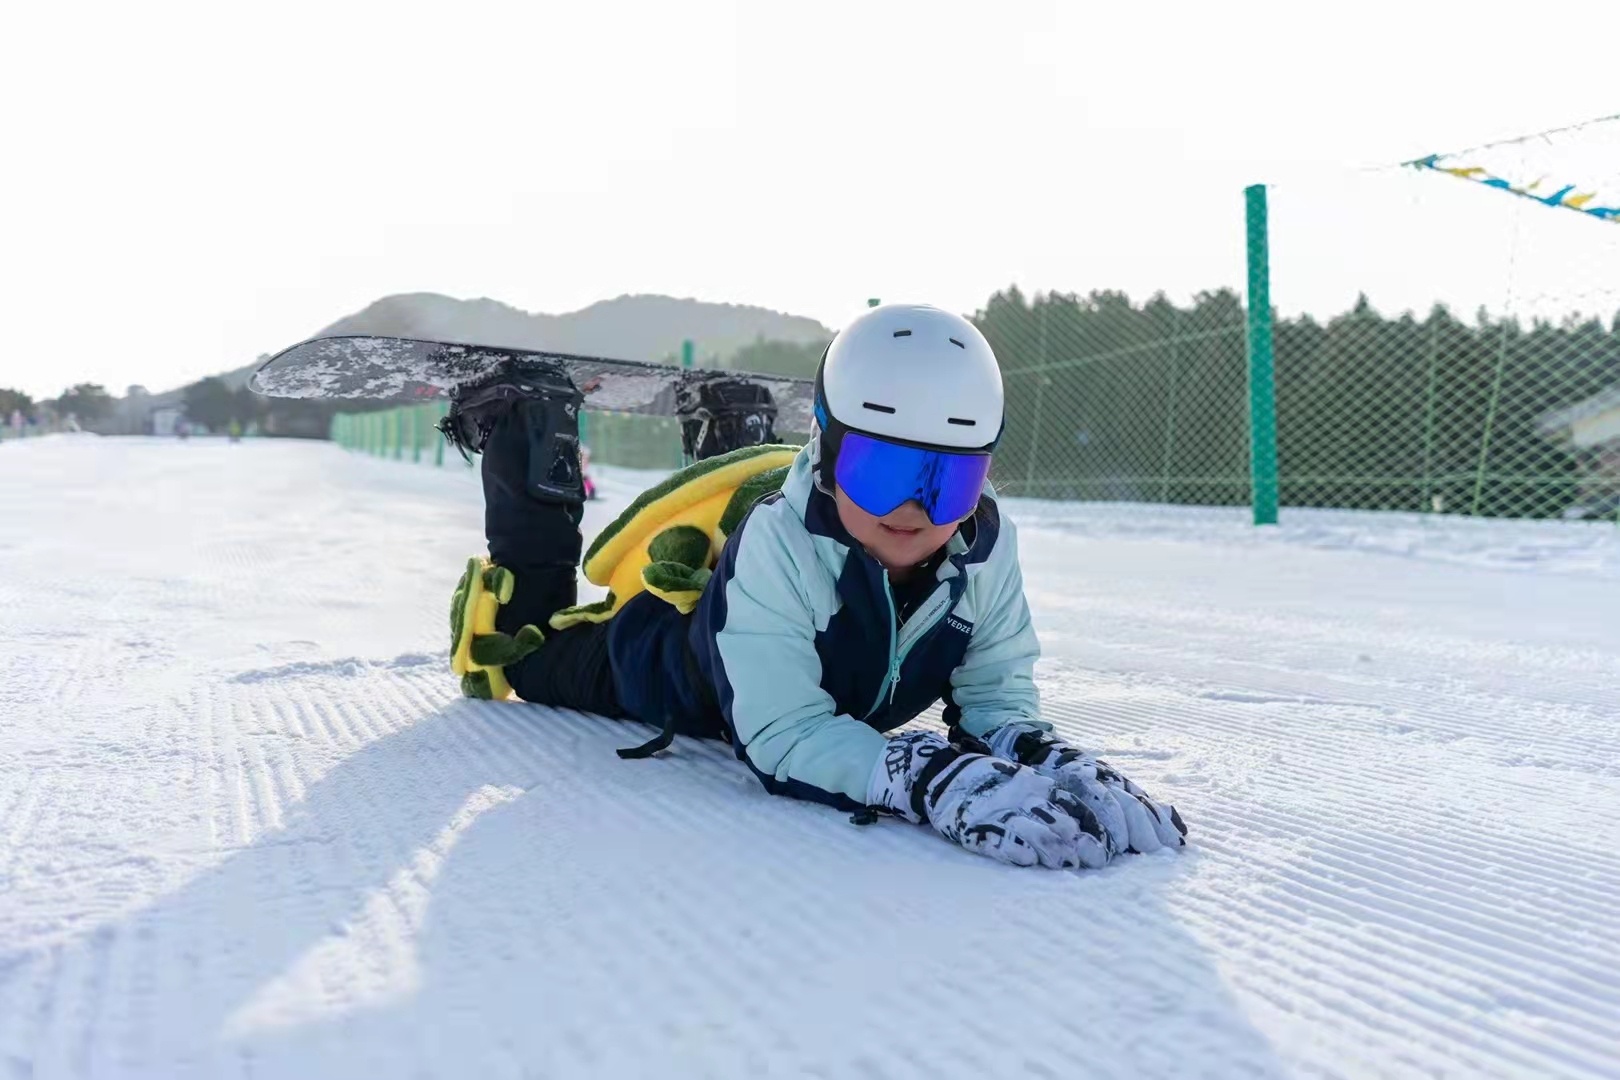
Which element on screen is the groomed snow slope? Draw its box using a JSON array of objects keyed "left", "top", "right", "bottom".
[{"left": 2, "top": 436, "right": 1618, "bottom": 1079}]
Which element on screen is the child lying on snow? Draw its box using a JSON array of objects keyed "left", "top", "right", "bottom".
[{"left": 445, "top": 303, "right": 1186, "bottom": 870}]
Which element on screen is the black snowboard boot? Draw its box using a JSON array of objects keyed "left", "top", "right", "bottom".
[
  {"left": 442, "top": 358, "right": 588, "bottom": 630},
  {"left": 439, "top": 358, "right": 587, "bottom": 504},
  {"left": 677, "top": 376, "right": 778, "bottom": 461}
]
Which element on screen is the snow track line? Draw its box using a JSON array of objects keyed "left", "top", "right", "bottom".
[
  {"left": 0, "top": 771, "right": 43, "bottom": 862},
  {"left": 1038, "top": 588, "right": 1620, "bottom": 728},
  {"left": 1045, "top": 701, "right": 1620, "bottom": 1074},
  {"left": 1028, "top": 647, "right": 1620, "bottom": 1071},
  {"left": 1192, "top": 804, "right": 1620, "bottom": 1020},
  {"left": 1188, "top": 867, "right": 1616, "bottom": 1078},
  {"left": 1042, "top": 704, "right": 1620, "bottom": 990},
  {"left": 1042, "top": 692, "right": 1620, "bottom": 882}
]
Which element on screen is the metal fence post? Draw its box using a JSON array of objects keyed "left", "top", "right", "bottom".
[{"left": 1159, "top": 314, "right": 1182, "bottom": 505}]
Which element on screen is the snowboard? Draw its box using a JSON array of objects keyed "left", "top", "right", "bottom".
[{"left": 248, "top": 335, "right": 817, "bottom": 432}]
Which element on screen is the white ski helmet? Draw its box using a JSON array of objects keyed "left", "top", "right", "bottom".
[{"left": 812, "top": 304, "right": 1004, "bottom": 492}]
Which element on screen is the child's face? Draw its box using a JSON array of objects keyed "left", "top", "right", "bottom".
[{"left": 834, "top": 487, "right": 960, "bottom": 573}]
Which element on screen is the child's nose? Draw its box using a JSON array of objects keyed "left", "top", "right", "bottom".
[{"left": 882, "top": 501, "right": 931, "bottom": 528}]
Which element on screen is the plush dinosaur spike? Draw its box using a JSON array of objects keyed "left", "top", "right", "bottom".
[
  {"left": 548, "top": 594, "right": 618, "bottom": 630},
  {"left": 642, "top": 561, "right": 713, "bottom": 613},
  {"left": 450, "top": 556, "right": 545, "bottom": 700},
  {"left": 647, "top": 524, "right": 712, "bottom": 567},
  {"left": 719, "top": 464, "right": 792, "bottom": 538}
]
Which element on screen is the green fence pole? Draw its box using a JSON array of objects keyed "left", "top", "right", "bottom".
[
  {"left": 1159, "top": 315, "right": 1182, "bottom": 504},
  {"left": 681, "top": 340, "right": 694, "bottom": 369},
  {"left": 1418, "top": 319, "right": 1441, "bottom": 513},
  {"left": 1244, "top": 183, "right": 1280, "bottom": 526},
  {"left": 1470, "top": 319, "right": 1513, "bottom": 517},
  {"left": 1025, "top": 377, "right": 1048, "bottom": 494},
  {"left": 1023, "top": 303, "right": 1049, "bottom": 494}
]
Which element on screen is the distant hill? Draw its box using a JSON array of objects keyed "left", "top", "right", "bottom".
[{"left": 312, "top": 292, "right": 833, "bottom": 368}]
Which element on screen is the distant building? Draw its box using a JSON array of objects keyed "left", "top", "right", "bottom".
[{"left": 1538, "top": 385, "right": 1620, "bottom": 518}]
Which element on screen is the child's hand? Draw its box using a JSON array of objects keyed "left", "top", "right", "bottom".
[
  {"left": 865, "top": 731, "right": 1113, "bottom": 869},
  {"left": 977, "top": 723, "right": 1187, "bottom": 855}
]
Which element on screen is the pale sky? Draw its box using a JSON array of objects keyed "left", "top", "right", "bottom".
[{"left": 2, "top": 0, "right": 1617, "bottom": 401}]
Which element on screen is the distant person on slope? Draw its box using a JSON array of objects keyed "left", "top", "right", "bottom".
[{"left": 441, "top": 304, "right": 1186, "bottom": 870}]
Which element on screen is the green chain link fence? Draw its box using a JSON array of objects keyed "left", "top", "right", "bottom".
[
  {"left": 331, "top": 402, "right": 460, "bottom": 465},
  {"left": 579, "top": 412, "right": 686, "bottom": 471},
  {"left": 977, "top": 285, "right": 1255, "bottom": 509},
  {"left": 328, "top": 400, "right": 696, "bottom": 472}
]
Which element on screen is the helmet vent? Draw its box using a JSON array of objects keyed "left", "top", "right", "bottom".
[
  {"left": 947, "top": 417, "right": 976, "bottom": 426},
  {"left": 862, "top": 402, "right": 897, "bottom": 414},
  {"left": 948, "top": 338, "right": 966, "bottom": 349},
  {"left": 892, "top": 329, "right": 912, "bottom": 338}
]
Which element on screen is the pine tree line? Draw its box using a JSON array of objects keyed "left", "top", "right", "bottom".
[{"left": 974, "top": 286, "right": 1620, "bottom": 518}]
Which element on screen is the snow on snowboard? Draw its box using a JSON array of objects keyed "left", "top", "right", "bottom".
[{"left": 248, "top": 334, "right": 816, "bottom": 432}]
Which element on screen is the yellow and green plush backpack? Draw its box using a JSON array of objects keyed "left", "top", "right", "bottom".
[{"left": 451, "top": 443, "right": 797, "bottom": 700}]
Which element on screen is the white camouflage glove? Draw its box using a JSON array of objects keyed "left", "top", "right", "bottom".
[
  {"left": 979, "top": 723, "right": 1187, "bottom": 855},
  {"left": 866, "top": 731, "right": 1112, "bottom": 869}
]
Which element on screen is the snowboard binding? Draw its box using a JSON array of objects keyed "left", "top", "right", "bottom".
[
  {"left": 677, "top": 376, "right": 778, "bottom": 462},
  {"left": 438, "top": 358, "right": 587, "bottom": 503}
]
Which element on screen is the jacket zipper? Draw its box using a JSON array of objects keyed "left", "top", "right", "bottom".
[{"left": 864, "top": 569, "right": 901, "bottom": 720}]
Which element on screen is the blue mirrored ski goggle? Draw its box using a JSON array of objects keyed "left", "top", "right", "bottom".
[{"left": 834, "top": 430, "right": 993, "bottom": 525}]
